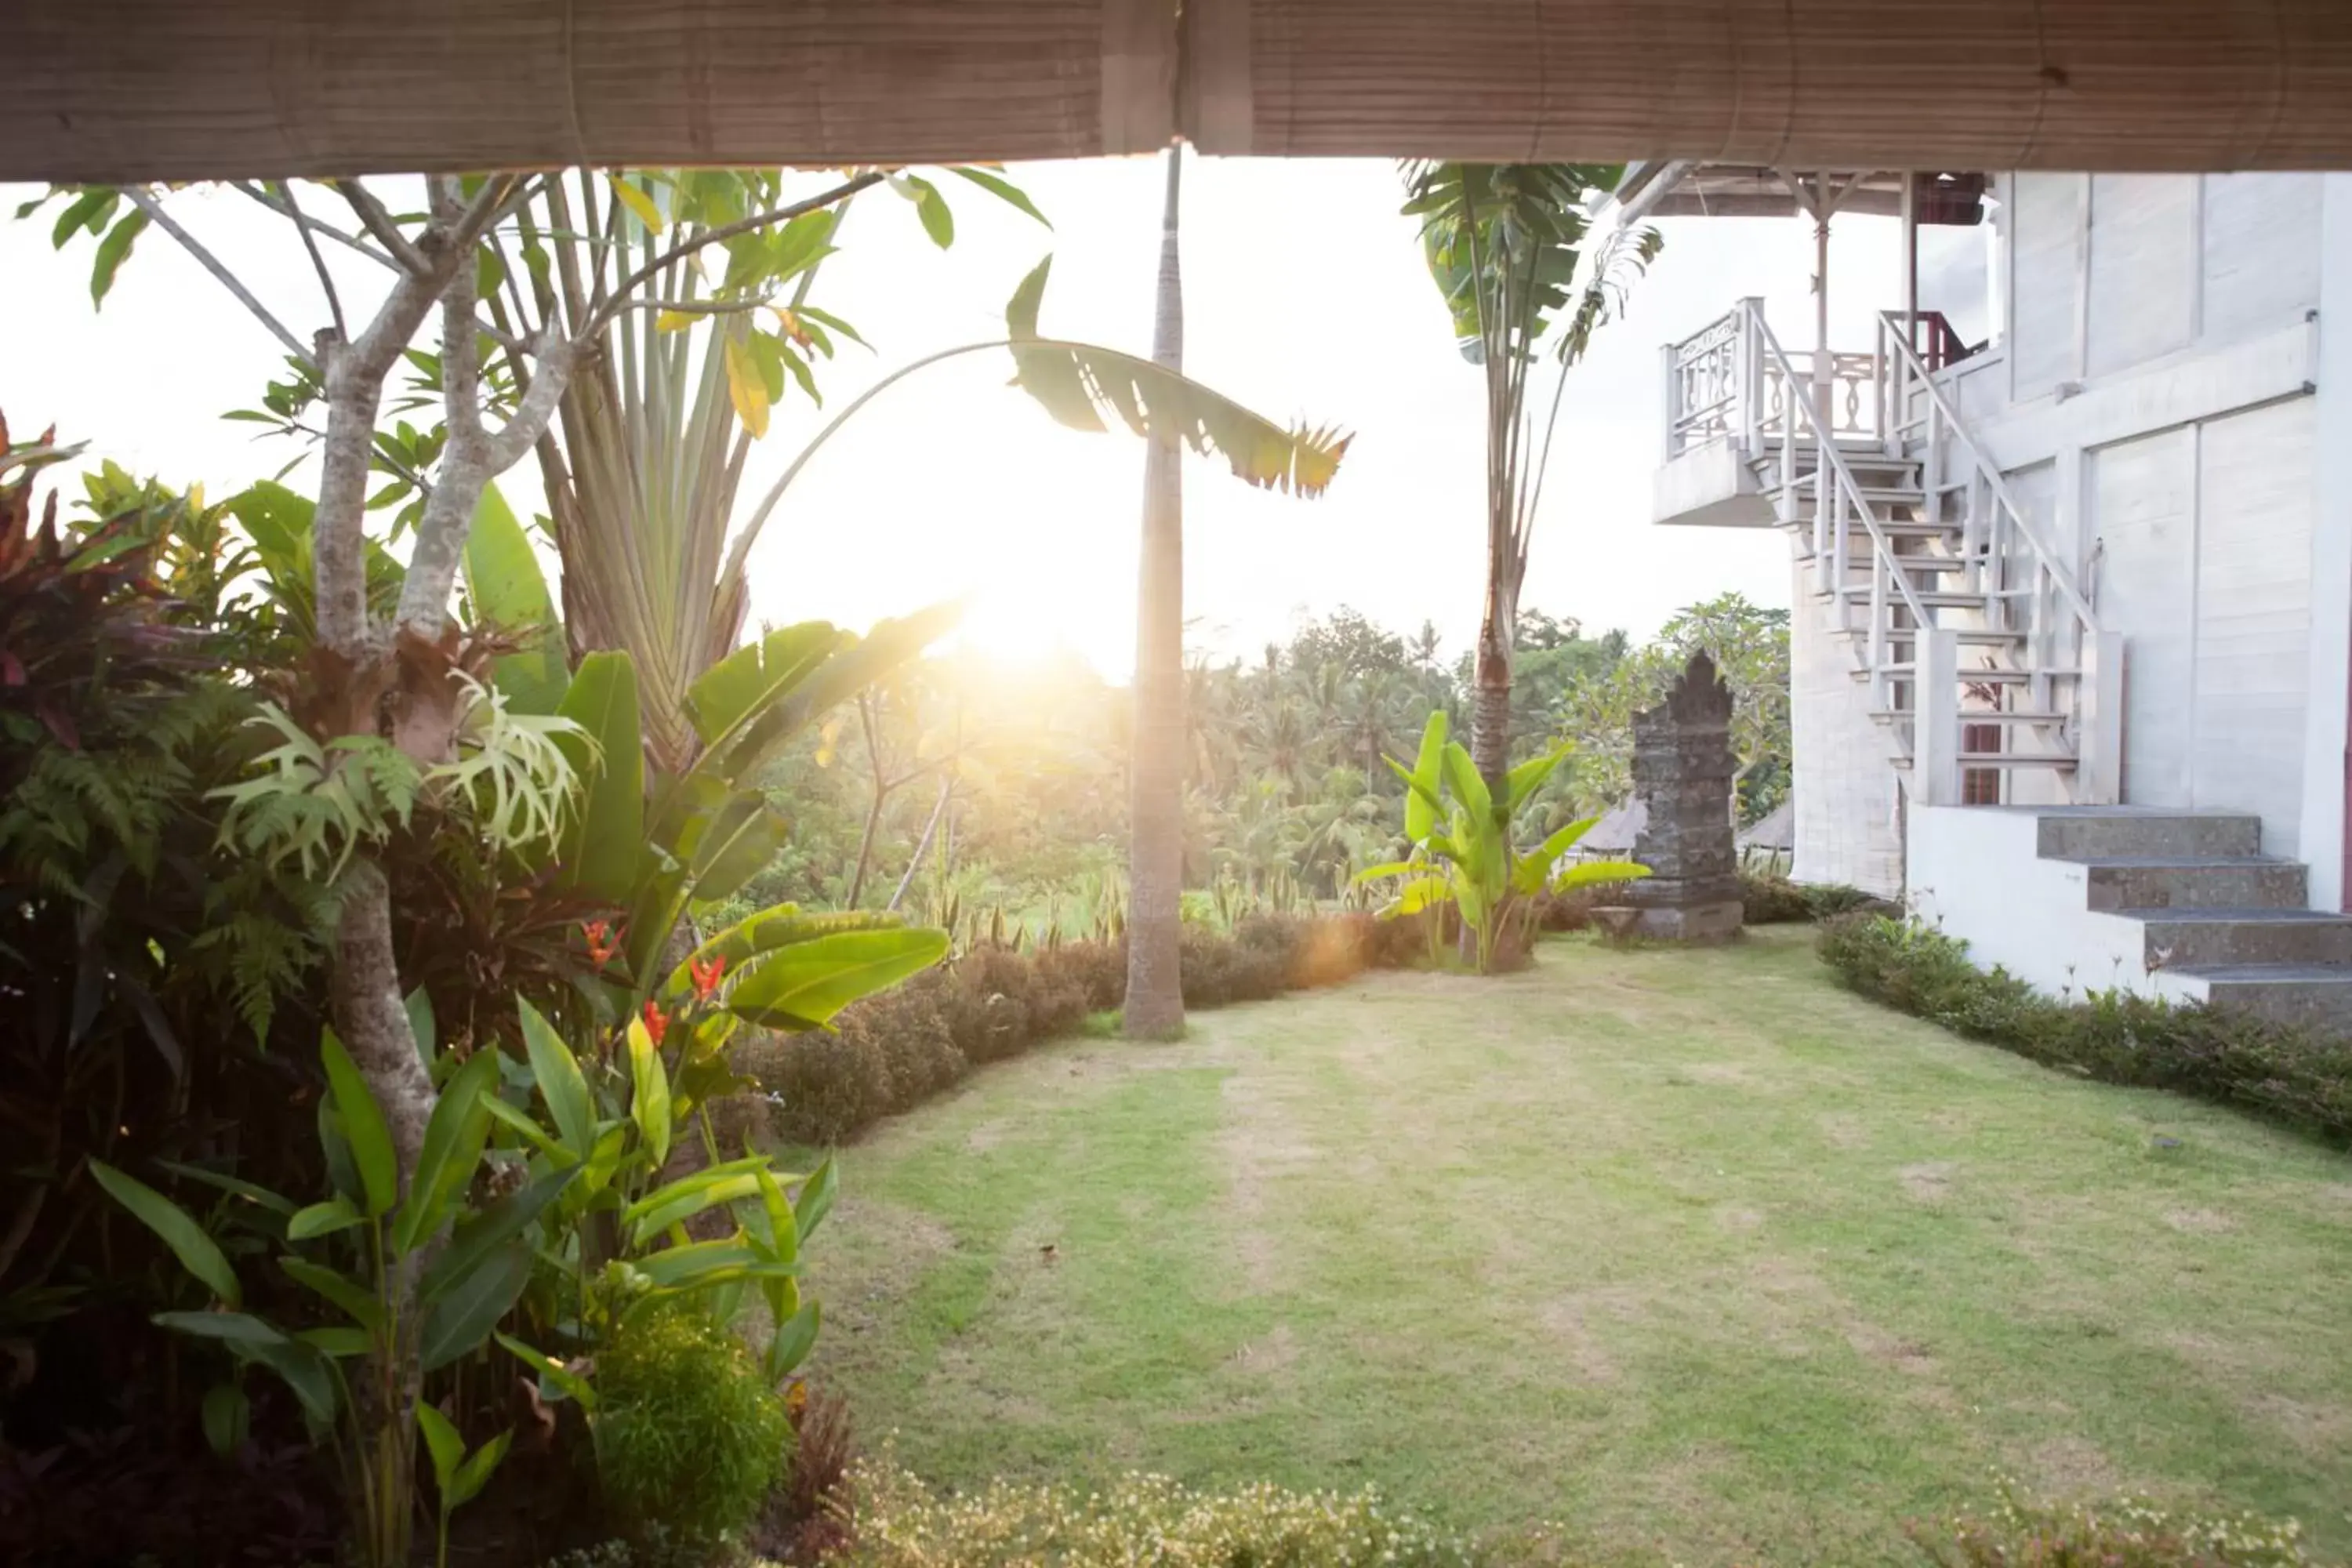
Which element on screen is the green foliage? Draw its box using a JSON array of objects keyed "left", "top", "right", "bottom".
[
  {"left": 590, "top": 1304, "right": 790, "bottom": 1551},
  {"left": 1363, "top": 710, "right": 1646, "bottom": 974},
  {"left": 212, "top": 690, "right": 583, "bottom": 884},
  {"left": 838, "top": 1458, "right": 1486, "bottom": 1568},
  {"left": 1818, "top": 916, "right": 2352, "bottom": 1143},
  {"left": 1554, "top": 593, "right": 1792, "bottom": 822},
  {"left": 1006, "top": 256, "right": 1351, "bottom": 499},
  {"left": 417, "top": 1402, "right": 512, "bottom": 1568},
  {"left": 1740, "top": 873, "right": 1886, "bottom": 925}
]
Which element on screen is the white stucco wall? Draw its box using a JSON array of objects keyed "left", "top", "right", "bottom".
[
  {"left": 1789, "top": 554, "right": 1904, "bottom": 896},
  {"left": 1907, "top": 808, "right": 2166, "bottom": 1000},
  {"left": 1957, "top": 171, "right": 2331, "bottom": 865}
]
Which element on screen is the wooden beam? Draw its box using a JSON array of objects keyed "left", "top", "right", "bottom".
[{"left": 10, "top": 0, "right": 2352, "bottom": 182}]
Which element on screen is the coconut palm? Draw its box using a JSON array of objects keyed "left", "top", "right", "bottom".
[
  {"left": 1400, "top": 162, "right": 1661, "bottom": 800},
  {"left": 1125, "top": 147, "right": 1190, "bottom": 1039}
]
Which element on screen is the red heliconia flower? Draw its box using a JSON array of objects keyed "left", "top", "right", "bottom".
[
  {"left": 581, "top": 919, "right": 622, "bottom": 969},
  {"left": 641, "top": 1001, "right": 668, "bottom": 1046},
  {"left": 688, "top": 954, "right": 728, "bottom": 1000}
]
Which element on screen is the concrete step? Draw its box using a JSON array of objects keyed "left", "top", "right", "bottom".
[
  {"left": 1788, "top": 519, "right": 1958, "bottom": 540},
  {"left": 1871, "top": 710, "right": 2067, "bottom": 724},
  {"left": 2127, "top": 908, "right": 2352, "bottom": 967},
  {"left": 2032, "top": 808, "right": 2263, "bottom": 860},
  {"left": 2169, "top": 965, "right": 2352, "bottom": 1032},
  {"left": 1858, "top": 664, "right": 2056, "bottom": 684},
  {"left": 1826, "top": 587, "right": 1992, "bottom": 608},
  {"left": 2063, "top": 856, "right": 2309, "bottom": 912}
]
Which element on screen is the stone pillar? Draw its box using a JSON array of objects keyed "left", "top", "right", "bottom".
[{"left": 1613, "top": 652, "right": 1744, "bottom": 944}]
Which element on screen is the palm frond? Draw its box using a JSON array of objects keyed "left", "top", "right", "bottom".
[{"left": 1006, "top": 258, "right": 1350, "bottom": 498}]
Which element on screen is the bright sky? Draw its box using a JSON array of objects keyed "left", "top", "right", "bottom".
[{"left": 0, "top": 159, "right": 1956, "bottom": 677}]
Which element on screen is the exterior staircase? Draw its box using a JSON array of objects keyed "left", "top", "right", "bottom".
[
  {"left": 1664, "top": 299, "right": 2122, "bottom": 809},
  {"left": 2036, "top": 808, "right": 2352, "bottom": 1029},
  {"left": 1665, "top": 300, "right": 2352, "bottom": 1032}
]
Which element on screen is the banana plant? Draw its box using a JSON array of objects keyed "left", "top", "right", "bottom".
[
  {"left": 417, "top": 1404, "right": 511, "bottom": 1568},
  {"left": 1357, "top": 710, "right": 1650, "bottom": 972},
  {"left": 89, "top": 1019, "right": 572, "bottom": 1568}
]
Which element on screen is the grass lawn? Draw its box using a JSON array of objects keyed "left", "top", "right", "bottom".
[{"left": 793, "top": 927, "right": 2352, "bottom": 1565}]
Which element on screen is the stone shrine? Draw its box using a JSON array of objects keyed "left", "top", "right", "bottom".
[{"left": 1602, "top": 652, "right": 1744, "bottom": 944}]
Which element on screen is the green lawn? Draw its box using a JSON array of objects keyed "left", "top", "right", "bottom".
[{"left": 794, "top": 927, "right": 2352, "bottom": 1565}]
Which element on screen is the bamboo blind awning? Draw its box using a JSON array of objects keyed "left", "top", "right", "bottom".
[{"left": 13, "top": 0, "right": 2352, "bottom": 183}]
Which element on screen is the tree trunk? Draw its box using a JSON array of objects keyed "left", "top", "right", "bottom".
[
  {"left": 1123, "top": 146, "right": 1187, "bottom": 1040},
  {"left": 888, "top": 775, "right": 953, "bottom": 912}
]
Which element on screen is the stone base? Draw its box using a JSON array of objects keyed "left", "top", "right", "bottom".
[{"left": 1591, "top": 899, "right": 1744, "bottom": 946}]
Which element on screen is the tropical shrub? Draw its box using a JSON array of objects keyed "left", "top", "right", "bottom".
[
  {"left": 1359, "top": 711, "right": 1647, "bottom": 973},
  {"left": 1740, "top": 873, "right": 1817, "bottom": 924},
  {"left": 1818, "top": 916, "right": 2352, "bottom": 1142},
  {"left": 590, "top": 1304, "right": 792, "bottom": 1552},
  {"left": 90, "top": 1028, "right": 540, "bottom": 1564},
  {"left": 837, "top": 1458, "right": 1486, "bottom": 1568},
  {"left": 753, "top": 1385, "right": 862, "bottom": 1566}
]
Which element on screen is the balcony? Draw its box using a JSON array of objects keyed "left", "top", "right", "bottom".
[{"left": 1653, "top": 299, "right": 1968, "bottom": 528}]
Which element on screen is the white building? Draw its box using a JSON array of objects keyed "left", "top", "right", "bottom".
[{"left": 1631, "top": 165, "right": 2352, "bottom": 1028}]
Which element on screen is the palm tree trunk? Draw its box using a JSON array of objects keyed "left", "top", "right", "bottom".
[{"left": 1124, "top": 147, "right": 1187, "bottom": 1040}]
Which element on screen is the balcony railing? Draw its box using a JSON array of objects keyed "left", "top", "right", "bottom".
[{"left": 1662, "top": 303, "right": 1970, "bottom": 461}]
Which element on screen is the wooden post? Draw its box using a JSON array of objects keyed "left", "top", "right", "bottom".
[
  {"left": 1915, "top": 626, "right": 1961, "bottom": 808},
  {"left": 1902, "top": 169, "right": 1920, "bottom": 358},
  {"left": 1813, "top": 176, "right": 1834, "bottom": 429},
  {"left": 1661, "top": 340, "right": 1679, "bottom": 460},
  {"left": 2077, "top": 630, "right": 2125, "bottom": 805}
]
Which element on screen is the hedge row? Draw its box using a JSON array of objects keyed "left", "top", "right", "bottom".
[
  {"left": 1817, "top": 913, "right": 2352, "bottom": 1145},
  {"left": 1740, "top": 872, "right": 1892, "bottom": 925},
  {"left": 737, "top": 913, "right": 1432, "bottom": 1145}
]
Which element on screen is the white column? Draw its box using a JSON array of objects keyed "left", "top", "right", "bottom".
[
  {"left": 1915, "top": 627, "right": 1960, "bottom": 808},
  {"left": 2077, "top": 630, "right": 2125, "bottom": 807},
  {"left": 2297, "top": 173, "right": 2352, "bottom": 909}
]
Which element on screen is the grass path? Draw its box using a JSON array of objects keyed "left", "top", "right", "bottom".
[{"left": 795, "top": 928, "right": 2352, "bottom": 1565}]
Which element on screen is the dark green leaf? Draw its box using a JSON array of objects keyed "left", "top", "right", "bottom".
[
  {"left": 392, "top": 1047, "right": 498, "bottom": 1255},
  {"left": 89, "top": 1160, "right": 242, "bottom": 1307},
  {"left": 420, "top": 1240, "right": 532, "bottom": 1370},
  {"left": 320, "top": 1029, "right": 397, "bottom": 1218},
  {"left": 552, "top": 652, "right": 643, "bottom": 901},
  {"left": 767, "top": 1300, "right": 821, "bottom": 1379},
  {"left": 278, "top": 1257, "right": 384, "bottom": 1332},
  {"left": 463, "top": 484, "right": 568, "bottom": 714},
  {"left": 89, "top": 210, "right": 149, "bottom": 307},
  {"left": 201, "top": 1381, "right": 250, "bottom": 1457},
  {"left": 516, "top": 1001, "right": 594, "bottom": 1162},
  {"left": 495, "top": 1332, "right": 598, "bottom": 1410},
  {"left": 417, "top": 1403, "right": 465, "bottom": 1494},
  {"left": 287, "top": 1196, "right": 363, "bottom": 1240},
  {"left": 422, "top": 1166, "right": 579, "bottom": 1305},
  {"left": 947, "top": 166, "right": 1051, "bottom": 228},
  {"left": 152, "top": 1160, "right": 297, "bottom": 1218}
]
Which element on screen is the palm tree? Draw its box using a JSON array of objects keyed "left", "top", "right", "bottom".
[
  {"left": 1401, "top": 163, "right": 1661, "bottom": 801},
  {"left": 1123, "top": 147, "right": 1189, "bottom": 1040},
  {"left": 482, "top": 165, "right": 1347, "bottom": 784}
]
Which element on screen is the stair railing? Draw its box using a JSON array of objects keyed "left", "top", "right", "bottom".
[
  {"left": 1875, "top": 311, "right": 2122, "bottom": 804},
  {"left": 1737, "top": 299, "right": 1930, "bottom": 717}
]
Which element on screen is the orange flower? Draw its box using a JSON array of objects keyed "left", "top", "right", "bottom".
[
  {"left": 688, "top": 953, "right": 728, "bottom": 1000},
  {"left": 581, "top": 920, "right": 622, "bottom": 968},
  {"left": 641, "top": 1001, "right": 668, "bottom": 1046}
]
